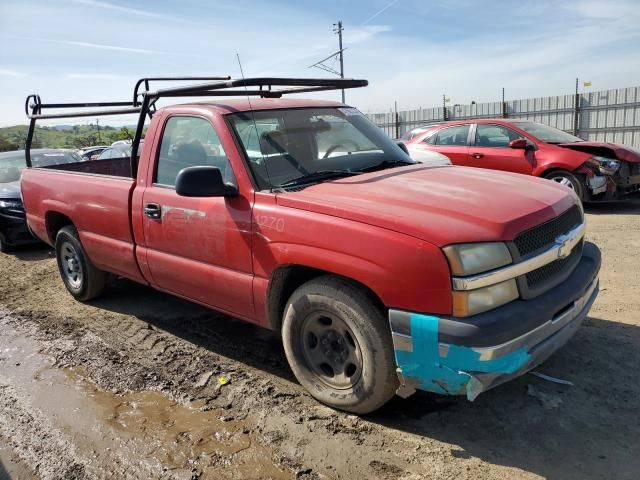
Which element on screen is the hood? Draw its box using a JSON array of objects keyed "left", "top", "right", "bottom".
[
  {"left": 0, "top": 181, "right": 21, "bottom": 200},
  {"left": 276, "top": 165, "right": 576, "bottom": 247},
  {"left": 557, "top": 141, "right": 640, "bottom": 163}
]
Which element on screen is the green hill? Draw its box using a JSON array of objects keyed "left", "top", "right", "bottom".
[{"left": 0, "top": 124, "right": 137, "bottom": 152}]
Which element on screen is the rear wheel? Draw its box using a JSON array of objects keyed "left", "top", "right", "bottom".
[
  {"left": 55, "top": 226, "right": 108, "bottom": 301},
  {"left": 282, "top": 276, "right": 398, "bottom": 414},
  {"left": 544, "top": 170, "right": 585, "bottom": 201}
]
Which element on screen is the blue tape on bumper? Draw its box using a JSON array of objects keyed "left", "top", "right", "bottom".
[{"left": 393, "top": 314, "right": 530, "bottom": 400}]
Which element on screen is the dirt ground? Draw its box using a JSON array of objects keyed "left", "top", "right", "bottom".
[{"left": 0, "top": 200, "right": 639, "bottom": 480}]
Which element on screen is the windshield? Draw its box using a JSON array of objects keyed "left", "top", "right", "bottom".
[
  {"left": 227, "top": 107, "right": 413, "bottom": 190},
  {"left": 0, "top": 150, "right": 81, "bottom": 183},
  {"left": 513, "top": 122, "right": 583, "bottom": 144}
]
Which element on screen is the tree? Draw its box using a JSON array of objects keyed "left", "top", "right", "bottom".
[
  {"left": 117, "top": 127, "right": 133, "bottom": 141},
  {"left": 0, "top": 136, "right": 16, "bottom": 152}
]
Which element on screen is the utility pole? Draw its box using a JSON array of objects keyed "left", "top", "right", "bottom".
[
  {"left": 96, "top": 118, "right": 101, "bottom": 144},
  {"left": 502, "top": 87, "right": 507, "bottom": 118},
  {"left": 334, "top": 21, "right": 345, "bottom": 103},
  {"left": 309, "top": 21, "right": 347, "bottom": 103}
]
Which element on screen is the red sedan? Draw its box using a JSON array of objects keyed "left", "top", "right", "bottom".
[{"left": 401, "top": 119, "right": 640, "bottom": 202}]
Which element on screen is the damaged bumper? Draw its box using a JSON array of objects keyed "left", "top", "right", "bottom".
[
  {"left": 389, "top": 242, "right": 601, "bottom": 401},
  {"left": 584, "top": 164, "right": 640, "bottom": 199}
]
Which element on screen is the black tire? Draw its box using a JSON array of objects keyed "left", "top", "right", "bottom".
[
  {"left": 55, "top": 226, "right": 108, "bottom": 301},
  {"left": 0, "top": 232, "right": 10, "bottom": 253},
  {"left": 544, "top": 170, "right": 585, "bottom": 202},
  {"left": 282, "top": 275, "right": 398, "bottom": 414}
]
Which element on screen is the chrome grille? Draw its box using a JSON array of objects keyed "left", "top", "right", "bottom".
[
  {"left": 514, "top": 205, "right": 582, "bottom": 257},
  {"left": 525, "top": 239, "right": 583, "bottom": 289}
]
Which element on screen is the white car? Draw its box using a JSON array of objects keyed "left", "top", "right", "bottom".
[{"left": 404, "top": 143, "right": 451, "bottom": 166}]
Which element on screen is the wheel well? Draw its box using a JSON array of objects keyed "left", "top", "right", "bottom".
[
  {"left": 266, "top": 265, "right": 386, "bottom": 331},
  {"left": 45, "top": 212, "right": 74, "bottom": 244},
  {"left": 541, "top": 167, "right": 571, "bottom": 178}
]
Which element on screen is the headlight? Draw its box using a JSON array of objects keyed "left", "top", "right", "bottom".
[
  {"left": 588, "top": 156, "right": 620, "bottom": 175},
  {"left": 443, "top": 242, "right": 512, "bottom": 276},
  {"left": 0, "top": 199, "right": 22, "bottom": 210},
  {"left": 452, "top": 279, "right": 519, "bottom": 317}
]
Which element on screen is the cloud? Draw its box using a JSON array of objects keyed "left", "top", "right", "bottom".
[
  {"left": 66, "top": 73, "right": 124, "bottom": 80},
  {"left": 0, "top": 68, "right": 27, "bottom": 77},
  {"left": 362, "top": 0, "right": 401, "bottom": 25},
  {"left": 70, "top": 0, "right": 198, "bottom": 24},
  {"left": 12, "top": 36, "right": 166, "bottom": 54}
]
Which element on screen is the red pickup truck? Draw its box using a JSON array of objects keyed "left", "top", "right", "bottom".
[{"left": 21, "top": 78, "right": 601, "bottom": 413}]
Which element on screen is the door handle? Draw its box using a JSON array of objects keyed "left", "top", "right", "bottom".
[
  {"left": 471, "top": 152, "right": 484, "bottom": 159},
  {"left": 144, "top": 203, "right": 161, "bottom": 219}
]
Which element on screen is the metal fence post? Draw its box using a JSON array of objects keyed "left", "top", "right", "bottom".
[
  {"left": 394, "top": 101, "right": 400, "bottom": 138},
  {"left": 573, "top": 78, "right": 580, "bottom": 136},
  {"left": 442, "top": 94, "right": 447, "bottom": 121},
  {"left": 502, "top": 87, "right": 507, "bottom": 118}
]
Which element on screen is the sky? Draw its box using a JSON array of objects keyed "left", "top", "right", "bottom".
[{"left": 0, "top": 0, "right": 639, "bottom": 126}]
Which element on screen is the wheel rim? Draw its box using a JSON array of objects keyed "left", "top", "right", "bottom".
[
  {"left": 549, "top": 175, "right": 575, "bottom": 190},
  {"left": 61, "top": 242, "right": 83, "bottom": 289},
  {"left": 300, "top": 311, "right": 363, "bottom": 390}
]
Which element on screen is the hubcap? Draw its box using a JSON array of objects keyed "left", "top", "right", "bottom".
[
  {"left": 61, "top": 242, "right": 83, "bottom": 289},
  {"left": 550, "top": 176, "right": 575, "bottom": 190},
  {"left": 300, "top": 311, "right": 363, "bottom": 390}
]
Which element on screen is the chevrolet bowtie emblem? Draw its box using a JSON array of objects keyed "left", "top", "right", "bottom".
[{"left": 555, "top": 234, "right": 572, "bottom": 259}]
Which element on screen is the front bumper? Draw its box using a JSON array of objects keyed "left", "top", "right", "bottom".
[
  {"left": 0, "top": 212, "right": 39, "bottom": 246},
  {"left": 389, "top": 241, "right": 601, "bottom": 400}
]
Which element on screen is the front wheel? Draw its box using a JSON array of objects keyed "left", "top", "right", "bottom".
[
  {"left": 544, "top": 170, "right": 585, "bottom": 201},
  {"left": 282, "top": 276, "right": 398, "bottom": 414},
  {"left": 55, "top": 226, "right": 108, "bottom": 301}
]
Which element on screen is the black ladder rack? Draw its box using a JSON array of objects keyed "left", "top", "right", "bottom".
[{"left": 24, "top": 76, "right": 368, "bottom": 176}]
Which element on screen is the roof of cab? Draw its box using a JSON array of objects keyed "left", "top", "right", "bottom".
[{"left": 160, "top": 98, "right": 346, "bottom": 115}]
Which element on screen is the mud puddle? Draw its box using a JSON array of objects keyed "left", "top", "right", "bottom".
[{"left": 0, "top": 320, "right": 292, "bottom": 479}]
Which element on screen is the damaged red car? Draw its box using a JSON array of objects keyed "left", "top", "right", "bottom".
[{"left": 401, "top": 119, "right": 640, "bottom": 202}]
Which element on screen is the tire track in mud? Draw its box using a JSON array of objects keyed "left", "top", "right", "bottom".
[
  {"left": 0, "top": 273, "right": 445, "bottom": 480},
  {"left": 0, "top": 383, "right": 94, "bottom": 480}
]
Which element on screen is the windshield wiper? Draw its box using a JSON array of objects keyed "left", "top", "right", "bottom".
[
  {"left": 356, "top": 159, "right": 415, "bottom": 173},
  {"left": 278, "top": 169, "right": 361, "bottom": 189}
]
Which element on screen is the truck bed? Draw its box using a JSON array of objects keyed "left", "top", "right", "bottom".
[
  {"left": 40, "top": 158, "right": 132, "bottom": 178},
  {"left": 21, "top": 165, "right": 146, "bottom": 284}
]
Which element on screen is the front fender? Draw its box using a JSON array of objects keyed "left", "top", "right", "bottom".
[{"left": 252, "top": 204, "right": 453, "bottom": 316}]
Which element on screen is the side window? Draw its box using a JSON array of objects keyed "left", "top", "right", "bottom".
[
  {"left": 434, "top": 125, "right": 470, "bottom": 146},
  {"left": 422, "top": 132, "right": 437, "bottom": 145},
  {"left": 475, "top": 124, "right": 523, "bottom": 148},
  {"left": 99, "top": 148, "right": 113, "bottom": 160},
  {"left": 155, "top": 116, "right": 234, "bottom": 187}
]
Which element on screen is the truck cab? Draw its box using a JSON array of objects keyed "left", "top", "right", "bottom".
[{"left": 20, "top": 78, "right": 601, "bottom": 413}]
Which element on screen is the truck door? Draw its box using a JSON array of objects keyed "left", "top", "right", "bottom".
[
  {"left": 141, "top": 115, "right": 254, "bottom": 319},
  {"left": 466, "top": 124, "right": 535, "bottom": 175}
]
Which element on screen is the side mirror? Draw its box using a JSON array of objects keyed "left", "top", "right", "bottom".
[
  {"left": 175, "top": 166, "right": 238, "bottom": 197},
  {"left": 397, "top": 141, "right": 410, "bottom": 155},
  {"left": 509, "top": 138, "right": 528, "bottom": 149}
]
